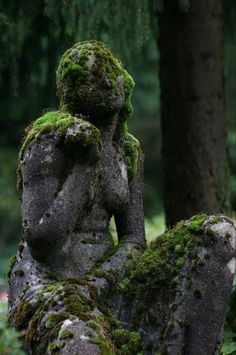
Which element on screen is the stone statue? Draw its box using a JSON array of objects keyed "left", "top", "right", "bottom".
[{"left": 8, "top": 41, "right": 236, "bottom": 355}]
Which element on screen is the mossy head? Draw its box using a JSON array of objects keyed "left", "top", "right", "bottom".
[{"left": 56, "top": 40, "right": 134, "bottom": 123}]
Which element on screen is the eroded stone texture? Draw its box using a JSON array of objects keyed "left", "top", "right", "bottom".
[
  {"left": 113, "top": 215, "right": 236, "bottom": 354},
  {"left": 8, "top": 41, "right": 236, "bottom": 355},
  {"left": 9, "top": 41, "right": 146, "bottom": 354}
]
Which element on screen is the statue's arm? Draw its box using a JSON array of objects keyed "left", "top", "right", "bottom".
[
  {"left": 90, "top": 153, "right": 145, "bottom": 291},
  {"left": 115, "top": 152, "right": 146, "bottom": 248},
  {"left": 21, "top": 132, "right": 94, "bottom": 260}
]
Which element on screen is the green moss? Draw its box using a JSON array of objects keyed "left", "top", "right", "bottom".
[
  {"left": 16, "top": 160, "right": 24, "bottom": 196},
  {"left": 127, "top": 252, "right": 133, "bottom": 260},
  {"left": 111, "top": 329, "right": 143, "bottom": 354},
  {"left": 90, "top": 335, "right": 115, "bottom": 355},
  {"left": 176, "top": 257, "right": 185, "bottom": 267},
  {"left": 87, "top": 315, "right": 143, "bottom": 355},
  {"left": 174, "top": 244, "right": 182, "bottom": 254},
  {"left": 12, "top": 274, "right": 146, "bottom": 355},
  {"left": 45, "top": 313, "right": 69, "bottom": 329},
  {"left": 93, "top": 269, "right": 117, "bottom": 284},
  {"left": 13, "top": 301, "right": 33, "bottom": 330},
  {"left": 58, "top": 327, "right": 73, "bottom": 340},
  {"left": 25, "top": 282, "right": 90, "bottom": 353},
  {"left": 186, "top": 214, "right": 208, "bottom": 233},
  {"left": 22, "top": 111, "right": 92, "bottom": 156},
  {"left": 11, "top": 214, "right": 218, "bottom": 353},
  {"left": 48, "top": 342, "right": 61, "bottom": 352},
  {"left": 119, "top": 69, "right": 135, "bottom": 122},
  {"left": 42, "top": 282, "right": 62, "bottom": 294},
  {"left": 121, "top": 215, "right": 209, "bottom": 300},
  {"left": 205, "top": 227, "right": 217, "bottom": 241},
  {"left": 7, "top": 255, "right": 17, "bottom": 278},
  {"left": 56, "top": 40, "right": 134, "bottom": 122},
  {"left": 17, "top": 110, "right": 101, "bottom": 197},
  {"left": 124, "top": 133, "right": 140, "bottom": 182},
  {"left": 86, "top": 316, "right": 116, "bottom": 354},
  {"left": 19, "top": 111, "right": 76, "bottom": 159}
]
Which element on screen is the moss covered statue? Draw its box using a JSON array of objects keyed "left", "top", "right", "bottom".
[{"left": 8, "top": 41, "right": 236, "bottom": 355}]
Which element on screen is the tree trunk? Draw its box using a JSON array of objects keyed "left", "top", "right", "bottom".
[{"left": 158, "top": 0, "right": 229, "bottom": 226}]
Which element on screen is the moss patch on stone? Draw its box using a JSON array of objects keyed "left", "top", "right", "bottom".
[
  {"left": 87, "top": 314, "right": 143, "bottom": 355},
  {"left": 11, "top": 274, "right": 145, "bottom": 354},
  {"left": 7, "top": 255, "right": 17, "bottom": 278},
  {"left": 56, "top": 40, "right": 134, "bottom": 122},
  {"left": 13, "top": 300, "right": 34, "bottom": 330},
  {"left": 186, "top": 213, "right": 208, "bottom": 233},
  {"left": 111, "top": 329, "right": 143, "bottom": 354},
  {"left": 17, "top": 110, "right": 101, "bottom": 198},
  {"left": 120, "top": 214, "right": 209, "bottom": 300},
  {"left": 58, "top": 327, "right": 73, "bottom": 340},
  {"left": 124, "top": 133, "right": 140, "bottom": 182},
  {"left": 19, "top": 111, "right": 76, "bottom": 159}
]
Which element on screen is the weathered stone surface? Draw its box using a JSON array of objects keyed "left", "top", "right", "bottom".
[
  {"left": 8, "top": 41, "right": 236, "bottom": 355},
  {"left": 113, "top": 215, "right": 236, "bottom": 354},
  {"left": 9, "top": 41, "right": 146, "bottom": 354}
]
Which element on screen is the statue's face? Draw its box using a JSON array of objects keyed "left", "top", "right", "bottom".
[{"left": 56, "top": 42, "right": 128, "bottom": 121}]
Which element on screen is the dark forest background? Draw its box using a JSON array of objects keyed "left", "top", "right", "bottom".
[{"left": 0, "top": 0, "right": 235, "bottom": 282}]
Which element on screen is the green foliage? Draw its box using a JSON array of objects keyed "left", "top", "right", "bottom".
[
  {"left": 0, "top": 298, "right": 7, "bottom": 315},
  {"left": 0, "top": 299, "right": 25, "bottom": 355},
  {"left": 145, "top": 213, "right": 165, "bottom": 243},
  {"left": 0, "top": 148, "right": 20, "bottom": 246},
  {"left": 222, "top": 329, "right": 236, "bottom": 355},
  {"left": 178, "top": 0, "right": 190, "bottom": 12}
]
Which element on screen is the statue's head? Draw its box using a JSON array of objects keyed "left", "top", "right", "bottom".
[{"left": 56, "top": 41, "right": 134, "bottom": 123}]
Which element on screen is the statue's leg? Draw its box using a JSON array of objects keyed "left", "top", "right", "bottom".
[
  {"left": 8, "top": 242, "right": 108, "bottom": 354},
  {"left": 162, "top": 217, "right": 235, "bottom": 355},
  {"left": 113, "top": 215, "right": 236, "bottom": 355}
]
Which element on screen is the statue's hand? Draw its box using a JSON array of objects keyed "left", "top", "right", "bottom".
[
  {"left": 65, "top": 116, "right": 100, "bottom": 145},
  {"left": 65, "top": 116, "right": 101, "bottom": 163}
]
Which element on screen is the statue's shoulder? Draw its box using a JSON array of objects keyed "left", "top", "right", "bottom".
[
  {"left": 124, "top": 132, "right": 141, "bottom": 182},
  {"left": 20, "top": 111, "right": 100, "bottom": 159}
]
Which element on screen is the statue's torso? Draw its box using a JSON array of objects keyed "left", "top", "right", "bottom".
[{"left": 20, "top": 132, "right": 129, "bottom": 278}]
